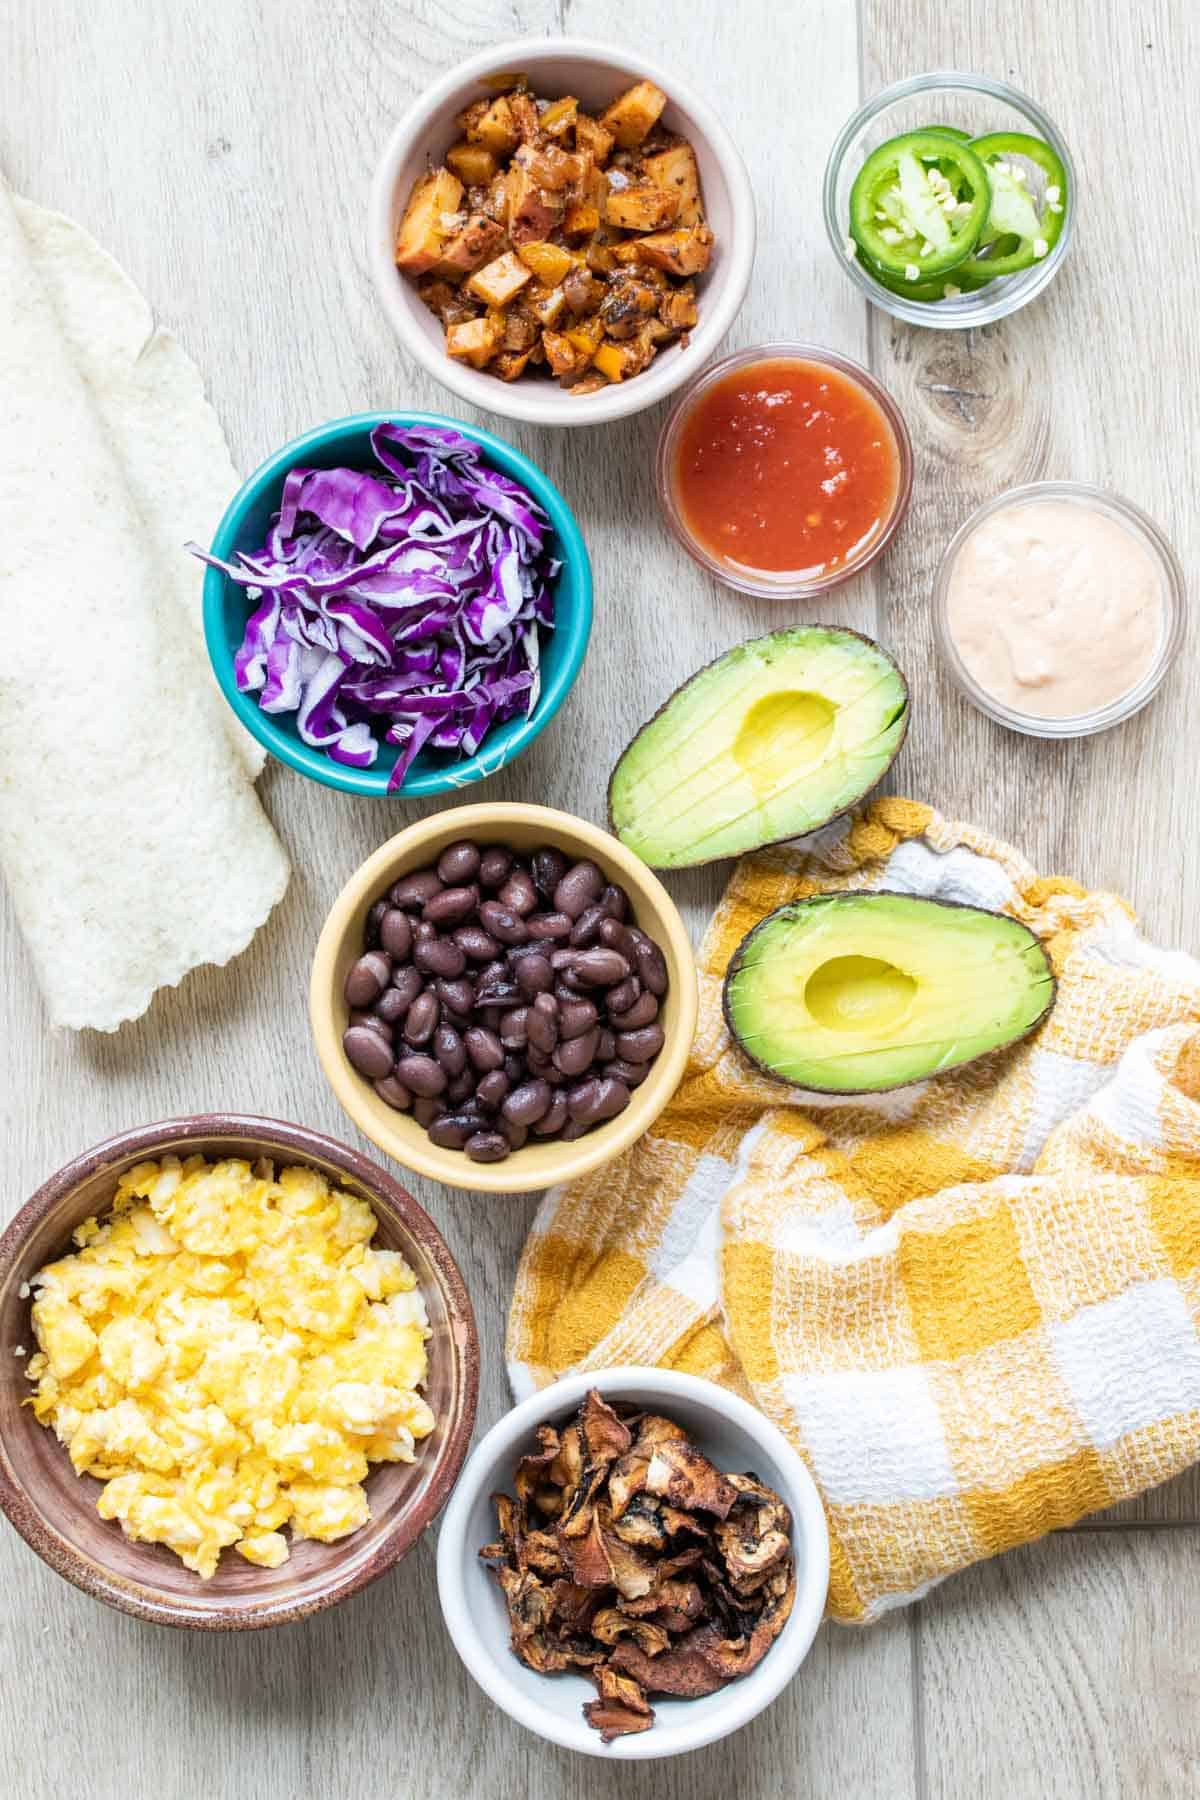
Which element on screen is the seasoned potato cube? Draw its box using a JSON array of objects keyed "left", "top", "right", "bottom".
[
  {"left": 506, "top": 161, "right": 565, "bottom": 244},
  {"left": 509, "top": 91, "right": 541, "bottom": 144},
  {"left": 466, "top": 94, "right": 521, "bottom": 154},
  {"left": 598, "top": 80, "right": 668, "bottom": 149},
  {"left": 502, "top": 308, "right": 540, "bottom": 352},
  {"left": 574, "top": 112, "right": 615, "bottom": 166},
  {"left": 517, "top": 142, "right": 582, "bottom": 192},
  {"left": 562, "top": 266, "right": 603, "bottom": 316},
  {"left": 432, "top": 213, "right": 506, "bottom": 277},
  {"left": 567, "top": 370, "right": 611, "bottom": 397},
  {"left": 563, "top": 200, "right": 600, "bottom": 240},
  {"left": 467, "top": 251, "right": 533, "bottom": 308},
  {"left": 517, "top": 240, "right": 576, "bottom": 285},
  {"left": 565, "top": 315, "right": 605, "bottom": 355},
  {"left": 593, "top": 330, "right": 657, "bottom": 382},
  {"left": 446, "top": 315, "right": 503, "bottom": 368},
  {"left": 446, "top": 141, "right": 499, "bottom": 186},
  {"left": 539, "top": 95, "right": 578, "bottom": 137},
  {"left": 542, "top": 329, "right": 593, "bottom": 381},
  {"left": 394, "top": 167, "right": 465, "bottom": 274},
  {"left": 604, "top": 180, "right": 680, "bottom": 231},
  {"left": 525, "top": 281, "right": 567, "bottom": 327},
  {"left": 613, "top": 224, "right": 714, "bottom": 276},
  {"left": 599, "top": 274, "right": 660, "bottom": 338},
  {"left": 494, "top": 348, "right": 534, "bottom": 382},
  {"left": 416, "top": 276, "right": 481, "bottom": 328},
  {"left": 659, "top": 282, "right": 699, "bottom": 332},
  {"left": 643, "top": 143, "right": 704, "bottom": 226}
]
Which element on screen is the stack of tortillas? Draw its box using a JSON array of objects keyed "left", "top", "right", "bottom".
[{"left": 0, "top": 179, "right": 288, "bottom": 1031}]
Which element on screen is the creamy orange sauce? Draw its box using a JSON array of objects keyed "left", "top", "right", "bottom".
[{"left": 945, "top": 499, "right": 1163, "bottom": 718}]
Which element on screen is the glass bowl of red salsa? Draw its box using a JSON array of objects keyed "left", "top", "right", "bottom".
[{"left": 655, "top": 343, "right": 912, "bottom": 599}]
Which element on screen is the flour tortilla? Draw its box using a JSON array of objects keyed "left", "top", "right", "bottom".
[{"left": 0, "top": 182, "right": 289, "bottom": 1030}]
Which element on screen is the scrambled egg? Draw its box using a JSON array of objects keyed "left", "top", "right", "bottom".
[{"left": 25, "top": 1156, "right": 435, "bottom": 1578}]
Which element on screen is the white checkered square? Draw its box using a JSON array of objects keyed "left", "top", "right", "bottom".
[
  {"left": 783, "top": 1364, "right": 957, "bottom": 1504},
  {"left": 1051, "top": 1279, "right": 1200, "bottom": 1448}
]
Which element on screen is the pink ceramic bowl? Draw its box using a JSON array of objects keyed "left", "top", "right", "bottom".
[{"left": 0, "top": 1115, "right": 479, "bottom": 1630}]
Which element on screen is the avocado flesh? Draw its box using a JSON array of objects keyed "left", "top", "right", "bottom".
[
  {"left": 724, "top": 892, "right": 1056, "bottom": 1093},
  {"left": 608, "top": 628, "right": 908, "bottom": 870}
]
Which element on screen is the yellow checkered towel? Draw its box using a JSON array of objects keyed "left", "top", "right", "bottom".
[{"left": 507, "top": 799, "right": 1200, "bottom": 1622}]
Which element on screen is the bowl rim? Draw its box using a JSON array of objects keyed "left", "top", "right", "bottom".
[
  {"left": 201, "top": 409, "right": 593, "bottom": 797},
  {"left": 655, "top": 340, "right": 914, "bottom": 598},
  {"left": 822, "top": 69, "right": 1077, "bottom": 330},
  {"left": 366, "top": 35, "right": 757, "bottom": 428},
  {"left": 931, "top": 479, "right": 1187, "bottom": 737},
  {"left": 435, "top": 1366, "right": 831, "bottom": 1760},
  {"left": 0, "top": 1112, "right": 480, "bottom": 1630},
  {"left": 309, "top": 802, "right": 700, "bottom": 1194}
]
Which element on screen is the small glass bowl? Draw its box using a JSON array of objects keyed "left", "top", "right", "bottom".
[
  {"left": 823, "top": 71, "right": 1076, "bottom": 330},
  {"left": 933, "top": 482, "right": 1186, "bottom": 738},
  {"left": 654, "top": 341, "right": 913, "bottom": 600}
]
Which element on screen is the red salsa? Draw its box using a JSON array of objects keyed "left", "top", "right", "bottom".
[{"left": 671, "top": 357, "right": 902, "bottom": 582}]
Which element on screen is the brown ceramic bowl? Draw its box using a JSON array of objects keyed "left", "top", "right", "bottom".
[{"left": 0, "top": 1115, "right": 479, "bottom": 1630}]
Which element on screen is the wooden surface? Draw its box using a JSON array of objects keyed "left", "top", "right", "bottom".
[{"left": 1, "top": 1, "right": 1197, "bottom": 1795}]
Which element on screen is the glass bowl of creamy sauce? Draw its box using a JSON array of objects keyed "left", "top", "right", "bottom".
[{"left": 933, "top": 481, "right": 1186, "bottom": 737}]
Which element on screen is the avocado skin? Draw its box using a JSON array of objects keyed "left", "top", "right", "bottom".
[
  {"left": 720, "top": 889, "right": 1058, "bottom": 1095},
  {"left": 605, "top": 625, "right": 910, "bottom": 870}
]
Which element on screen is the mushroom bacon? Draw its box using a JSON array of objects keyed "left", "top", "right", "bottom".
[{"left": 480, "top": 1388, "right": 797, "bottom": 1742}]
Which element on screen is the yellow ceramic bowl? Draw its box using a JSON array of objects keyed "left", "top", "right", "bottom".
[{"left": 310, "top": 804, "right": 698, "bottom": 1194}]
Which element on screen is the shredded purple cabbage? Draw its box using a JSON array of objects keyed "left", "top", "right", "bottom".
[{"left": 191, "top": 424, "right": 558, "bottom": 790}]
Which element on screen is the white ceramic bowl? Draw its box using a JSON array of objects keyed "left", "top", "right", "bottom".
[
  {"left": 436, "top": 1368, "right": 830, "bottom": 1760},
  {"left": 368, "top": 38, "right": 756, "bottom": 428}
]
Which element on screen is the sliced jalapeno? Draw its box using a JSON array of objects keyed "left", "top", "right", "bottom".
[
  {"left": 857, "top": 251, "right": 999, "bottom": 303},
  {"left": 849, "top": 130, "right": 991, "bottom": 278},
  {"left": 958, "top": 131, "right": 1068, "bottom": 280}
]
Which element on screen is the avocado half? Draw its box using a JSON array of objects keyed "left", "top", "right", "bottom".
[
  {"left": 722, "top": 891, "right": 1056, "bottom": 1094},
  {"left": 607, "top": 626, "right": 909, "bottom": 870}
]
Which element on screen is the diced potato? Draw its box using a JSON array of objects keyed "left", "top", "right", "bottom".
[
  {"left": 593, "top": 331, "right": 657, "bottom": 382},
  {"left": 659, "top": 282, "right": 699, "bottom": 332},
  {"left": 604, "top": 180, "right": 680, "bottom": 232},
  {"left": 394, "top": 167, "right": 464, "bottom": 274},
  {"left": 517, "top": 240, "right": 576, "bottom": 285},
  {"left": 502, "top": 308, "right": 540, "bottom": 352},
  {"left": 517, "top": 142, "right": 583, "bottom": 192},
  {"left": 574, "top": 112, "right": 615, "bottom": 166},
  {"left": 446, "top": 316, "right": 503, "bottom": 368},
  {"left": 509, "top": 91, "right": 541, "bottom": 144},
  {"left": 431, "top": 213, "right": 506, "bottom": 277},
  {"left": 525, "top": 281, "right": 567, "bottom": 327},
  {"left": 613, "top": 224, "right": 714, "bottom": 276},
  {"left": 446, "top": 141, "right": 499, "bottom": 186},
  {"left": 542, "top": 329, "right": 593, "bottom": 381},
  {"left": 539, "top": 95, "right": 578, "bottom": 137},
  {"left": 506, "top": 162, "right": 565, "bottom": 244},
  {"left": 643, "top": 143, "right": 704, "bottom": 226},
  {"left": 455, "top": 98, "right": 489, "bottom": 136},
  {"left": 565, "top": 315, "right": 605, "bottom": 355},
  {"left": 563, "top": 200, "right": 600, "bottom": 240},
  {"left": 598, "top": 80, "right": 668, "bottom": 149},
  {"left": 466, "top": 94, "right": 521, "bottom": 154},
  {"left": 494, "top": 348, "right": 534, "bottom": 382},
  {"left": 585, "top": 240, "right": 618, "bottom": 276},
  {"left": 599, "top": 274, "right": 660, "bottom": 338},
  {"left": 416, "top": 276, "right": 481, "bottom": 328},
  {"left": 467, "top": 251, "right": 533, "bottom": 308}
]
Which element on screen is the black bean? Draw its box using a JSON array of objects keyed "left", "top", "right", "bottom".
[
  {"left": 478, "top": 847, "right": 513, "bottom": 888},
  {"left": 365, "top": 899, "right": 389, "bottom": 948},
  {"left": 559, "top": 999, "right": 598, "bottom": 1039},
  {"left": 553, "top": 859, "right": 605, "bottom": 919},
  {"left": 394, "top": 1053, "right": 447, "bottom": 1097},
  {"left": 476, "top": 1069, "right": 510, "bottom": 1110},
  {"left": 464, "top": 1027, "right": 505, "bottom": 1072},
  {"left": 570, "top": 948, "right": 631, "bottom": 987},
  {"left": 549, "top": 948, "right": 579, "bottom": 972},
  {"left": 379, "top": 908, "right": 413, "bottom": 960},
  {"left": 531, "top": 846, "right": 568, "bottom": 901},
  {"left": 526, "top": 992, "right": 559, "bottom": 1053},
  {"left": 454, "top": 924, "right": 500, "bottom": 962},
  {"left": 526, "top": 911, "right": 572, "bottom": 942},
  {"left": 499, "top": 868, "right": 537, "bottom": 916},
  {"left": 615, "top": 1024, "right": 665, "bottom": 1064},
  {"left": 503, "top": 1079, "right": 552, "bottom": 1126},
  {"left": 415, "top": 936, "right": 467, "bottom": 979},
  {"left": 343, "top": 1025, "right": 395, "bottom": 1080},
  {"left": 533, "top": 1092, "right": 569, "bottom": 1136},
  {"left": 465, "top": 1130, "right": 510, "bottom": 1163},
  {"left": 413, "top": 1096, "right": 446, "bottom": 1128},
  {"left": 500, "top": 1118, "right": 528, "bottom": 1151},
  {"left": 479, "top": 900, "right": 529, "bottom": 946},
  {"left": 592, "top": 1075, "right": 631, "bottom": 1120},
  {"left": 604, "top": 1057, "right": 650, "bottom": 1088},
  {"left": 605, "top": 976, "right": 640, "bottom": 1016},
  {"left": 434, "top": 1022, "right": 467, "bottom": 1076},
  {"left": 374, "top": 987, "right": 410, "bottom": 1026},
  {"left": 611, "top": 990, "right": 659, "bottom": 1031},
  {"left": 390, "top": 869, "right": 442, "bottom": 909},
  {"left": 402, "top": 990, "right": 439, "bottom": 1046},
  {"left": 414, "top": 920, "right": 437, "bottom": 944},
  {"left": 389, "top": 964, "right": 423, "bottom": 1010},
  {"left": 596, "top": 1029, "right": 616, "bottom": 1063},
  {"left": 435, "top": 976, "right": 475, "bottom": 1018},
  {"left": 475, "top": 980, "right": 521, "bottom": 1008},
  {"left": 480, "top": 1005, "right": 503, "bottom": 1032},
  {"left": 437, "top": 841, "right": 482, "bottom": 884},
  {"left": 500, "top": 1006, "right": 529, "bottom": 1049},
  {"left": 629, "top": 929, "right": 669, "bottom": 997},
  {"left": 349, "top": 1009, "right": 392, "bottom": 1039},
  {"left": 566, "top": 1078, "right": 604, "bottom": 1123},
  {"left": 559, "top": 1117, "right": 591, "bottom": 1142},
  {"left": 598, "top": 917, "right": 639, "bottom": 960},
  {"left": 424, "top": 885, "right": 479, "bottom": 928},
  {"left": 344, "top": 951, "right": 392, "bottom": 1008},
  {"left": 569, "top": 903, "right": 609, "bottom": 948},
  {"left": 428, "top": 1114, "right": 475, "bottom": 1150},
  {"left": 373, "top": 1074, "right": 413, "bottom": 1111},
  {"left": 514, "top": 952, "right": 553, "bottom": 997},
  {"left": 446, "top": 1072, "right": 477, "bottom": 1105},
  {"left": 601, "top": 884, "right": 629, "bottom": 921},
  {"left": 503, "top": 1053, "right": 525, "bottom": 1086},
  {"left": 554, "top": 1027, "right": 599, "bottom": 1076}
]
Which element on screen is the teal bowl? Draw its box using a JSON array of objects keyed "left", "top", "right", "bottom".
[{"left": 202, "top": 412, "right": 593, "bottom": 797}]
